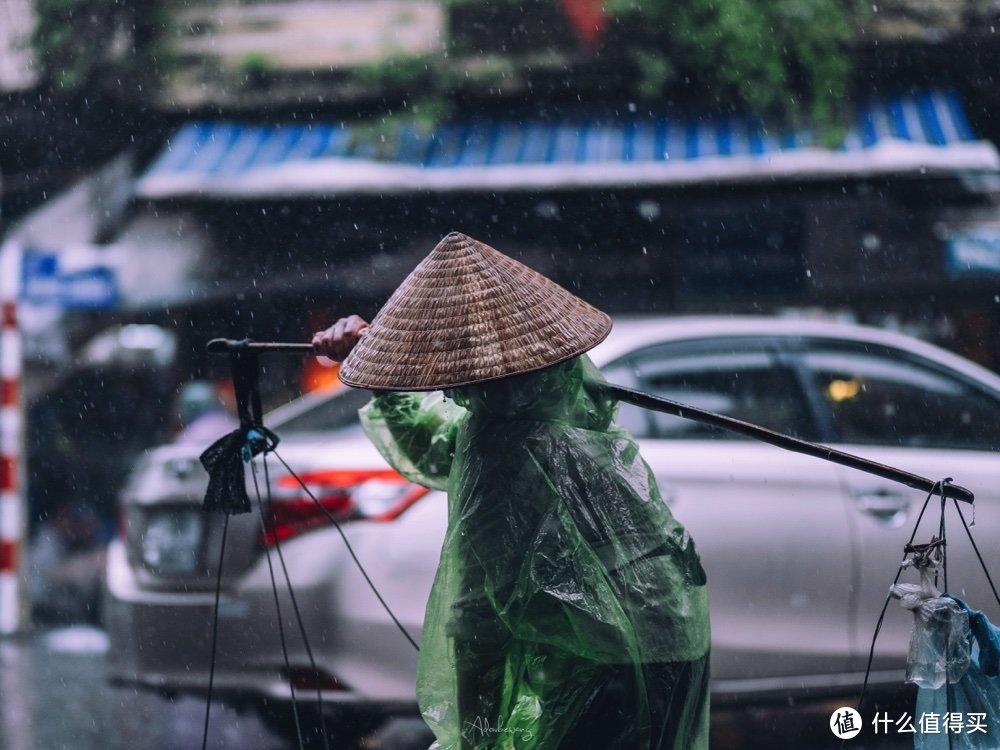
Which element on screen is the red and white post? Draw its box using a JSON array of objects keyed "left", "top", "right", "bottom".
[{"left": 0, "top": 240, "right": 24, "bottom": 634}]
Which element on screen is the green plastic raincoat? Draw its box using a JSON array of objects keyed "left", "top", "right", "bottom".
[{"left": 360, "top": 356, "right": 711, "bottom": 750}]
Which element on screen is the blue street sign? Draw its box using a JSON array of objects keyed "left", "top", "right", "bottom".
[
  {"left": 946, "top": 228, "right": 1000, "bottom": 277},
  {"left": 21, "top": 249, "right": 119, "bottom": 309}
]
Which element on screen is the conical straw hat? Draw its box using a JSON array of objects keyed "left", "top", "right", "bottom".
[{"left": 340, "top": 232, "right": 612, "bottom": 391}]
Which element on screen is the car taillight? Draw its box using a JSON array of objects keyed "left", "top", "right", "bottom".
[
  {"left": 118, "top": 504, "right": 129, "bottom": 540},
  {"left": 258, "top": 468, "right": 430, "bottom": 547}
]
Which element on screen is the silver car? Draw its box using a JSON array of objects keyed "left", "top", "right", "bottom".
[{"left": 104, "top": 316, "right": 1000, "bottom": 744}]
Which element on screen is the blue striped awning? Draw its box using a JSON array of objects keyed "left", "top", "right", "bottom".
[{"left": 136, "top": 89, "right": 999, "bottom": 198}]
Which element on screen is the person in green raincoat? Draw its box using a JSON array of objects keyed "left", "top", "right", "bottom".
[{"left": 313, "top": 232, "right": 710, "bottom": 750}]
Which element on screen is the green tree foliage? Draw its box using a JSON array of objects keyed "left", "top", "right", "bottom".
[
  {"left": 29, "top": 0, "right": 861, "bottom": 137},
  {"left": 31, "top": 0, "right": 168, "bottom": 92},
  {"left": 607, "top": 0, "right": 861, "bottom": 132},
  {"left": 382, "top": 0, "right": 863, "bottom": 136}
]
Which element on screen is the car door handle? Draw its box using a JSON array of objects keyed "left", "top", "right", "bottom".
[{"left": 853, "top": 489, "right": 911, "bottom": 526}]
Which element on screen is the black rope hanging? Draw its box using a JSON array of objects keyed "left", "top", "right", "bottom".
[
  {"left": 845, "top": 480, "right": 947, "bottom": 750},
  {"left": 846, "top": 484, "right": 1000, "bottom": 750},
  {"left": 198, "top": 339, "right": 424, "bottom": 750},
  {"left": 197, "top": 342, "right": 321, "bottom": 750},
  {"left": 200, "top": 343, "right": 278, "bottom": 515}
]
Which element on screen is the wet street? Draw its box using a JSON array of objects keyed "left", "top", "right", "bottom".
[
  {"left": 1, "top": 626, "right": 288, "bottom": 750},
  {"left": 1, "top": 625, "right": 919, "bottom": 750}
]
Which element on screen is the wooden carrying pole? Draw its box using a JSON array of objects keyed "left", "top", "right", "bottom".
[
  {"left": 605, "top": 384, "right": 973, "bottom": 504},
  {"left": 206, "top": 338, "right": 975, "bottom": 505}
]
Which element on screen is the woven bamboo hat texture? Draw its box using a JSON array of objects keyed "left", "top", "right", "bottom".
[{"left": 339, "top": 232, "right": 612, "bottom": 391}]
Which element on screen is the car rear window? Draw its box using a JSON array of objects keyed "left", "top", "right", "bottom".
[{"left": 270, "top": 387, "right": 372, "bottom": 434}]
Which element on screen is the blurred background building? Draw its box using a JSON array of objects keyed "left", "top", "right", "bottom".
[
  {"left": 5, "top": 1, "right": 1000, "bottom": 361},
  {"left": 3, "top": 0, "right": 1000, "bottom": 566}
]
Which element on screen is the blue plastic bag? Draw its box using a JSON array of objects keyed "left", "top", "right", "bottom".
[{"left": 911, "top": 596, "right": 1000, "bottom": 749}]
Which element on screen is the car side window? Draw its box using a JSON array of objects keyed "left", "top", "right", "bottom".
[
  {"left": 802, "top": 342, "right": 1000, "bottom": 451},
  {"left": 603, "top": 341, "right": 815, "bottom": 440}
]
